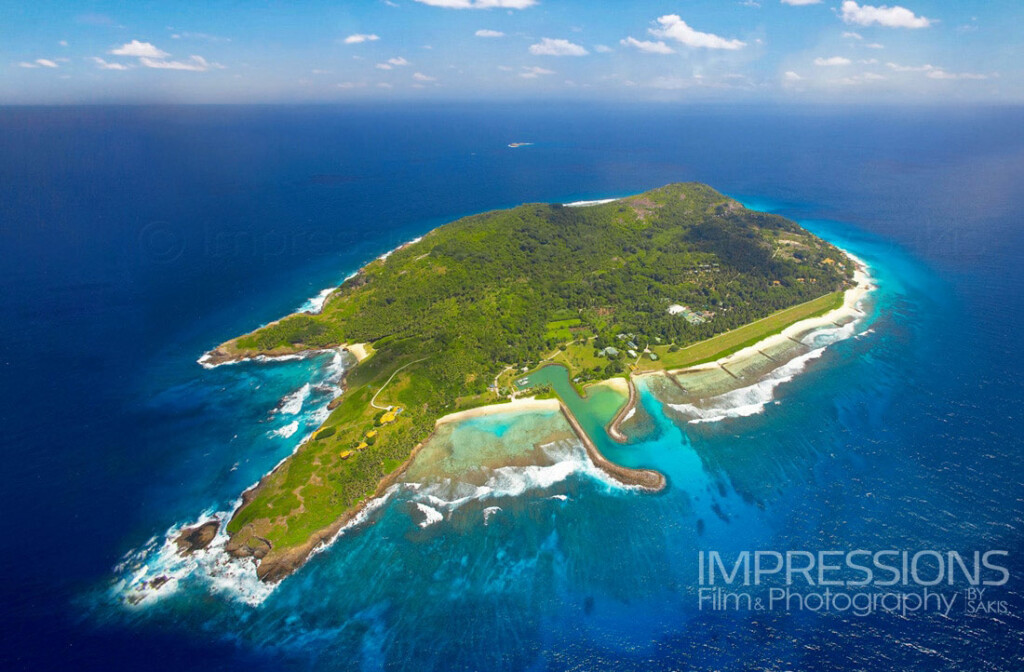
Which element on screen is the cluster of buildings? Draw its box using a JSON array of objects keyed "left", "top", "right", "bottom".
[{"left": 667, "top": 304, "right": 715, "bottom": 325}]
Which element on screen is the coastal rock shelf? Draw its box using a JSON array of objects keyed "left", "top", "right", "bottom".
[{"left": 197, "top": 182, "right": 855, "bottom": 582}]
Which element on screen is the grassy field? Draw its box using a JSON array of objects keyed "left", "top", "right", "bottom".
[
  {"left": 634, "top": 291, "right": 844, "bottom": 372},
  {"left": 544, "top": 318, "right": 583, "bottom": 341},
  {"left": 548, "top": 338, "right": 606, "bottom": 377}
]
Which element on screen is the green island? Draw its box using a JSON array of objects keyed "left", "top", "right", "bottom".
[{"left": 193, "top": 183, "right": 854, "bottom": 582}]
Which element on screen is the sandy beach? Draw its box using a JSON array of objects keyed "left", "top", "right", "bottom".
[
  {"left": 594, "top": 377, "right": 629, "bottom": 394},
  {"left": 435, "top": 397, "right": 561, "bottom": 425},
  {"left": 344, "top": 343, "right": 371, "bottom": 362}
]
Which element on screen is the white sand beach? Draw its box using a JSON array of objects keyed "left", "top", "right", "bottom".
[{"left": 435, "top": 396, "right": 561, "bottom": 425}]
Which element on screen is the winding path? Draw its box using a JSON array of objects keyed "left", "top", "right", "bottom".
[{"left": 370, "top": 357, "right": 429, "bottom": 410}]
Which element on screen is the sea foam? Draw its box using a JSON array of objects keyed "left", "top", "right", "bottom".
[
  {"left": 277, "top": 383, "right": 312, "bottom": 415},
  {"left": 669, "top": 348, "right": 827, "bottom": 424},
  {"left": 111, "top": 510, "right": 274, "bottom": 608},
  {"left": 668, "top": 285, "right": 871, "bottom": 424},
  {"left": 401, "top": 438, "right": 635, "bottom": 527},
  {"left": 414, "top": 503, "right": 444, "bottom": 528}
]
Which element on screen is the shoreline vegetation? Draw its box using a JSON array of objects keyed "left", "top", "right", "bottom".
[{"left": 184, "top": 183, "right": 860, "bottom": 584}]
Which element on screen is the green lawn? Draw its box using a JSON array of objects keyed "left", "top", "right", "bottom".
[{"left": 544, "top": 318, "right": 583, "bottom": 341}]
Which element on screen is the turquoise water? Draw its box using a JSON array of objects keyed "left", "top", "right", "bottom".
[{"left": 520, "top": 365, "right": 627, "bottom": 452}]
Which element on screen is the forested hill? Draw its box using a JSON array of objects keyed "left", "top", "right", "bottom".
[
  {"left": 232, "top": 182, "right": 851, "bottom": 392},
  {"left": 219, "top": 183, "right": 853, "bottom": 577}
]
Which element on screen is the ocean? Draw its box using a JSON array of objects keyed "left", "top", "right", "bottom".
[{"left": 1, "top": 104, "right": 1022, "bottom": 670}]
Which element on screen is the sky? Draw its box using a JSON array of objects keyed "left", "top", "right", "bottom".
[{"left": 1, "top": 0, "right": 1021, "bottom": 104}]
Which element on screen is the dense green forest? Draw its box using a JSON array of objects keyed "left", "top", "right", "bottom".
[
  {"left": 221, "top": 183, "right": 853, "bottom": 578},
  {"left": 236, "top": 182, "right": 850, "bottom": 396}
]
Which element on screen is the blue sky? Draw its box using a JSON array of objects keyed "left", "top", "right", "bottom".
[{"left": 1, "top": 0, "right": 1020, "bottom": 103}]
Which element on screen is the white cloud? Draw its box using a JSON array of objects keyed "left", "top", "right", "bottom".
[
  {"left": 475, "top": 29, "right": 504, "bottom": 38},
  {"left": 620, "top": 36, "right": 675, "bottom": 54},
  {"left": 840, "top": 2, "right": 932, "bottom": 29},
  {"left": 781, "top": 0, "right": 822, "bottom": 5},
  {"left": 842, "top": 31, "right": 864, "bottom": 39},
  {"left": 344, "top": 33, "right": 380, "bottom": 44},
  {"left": 413, "top": 72, "right": 436, "bottom": 81},
  {"left": 387, "top": 57, "right": 409, "bottom": 66},
  {"left": 926, "top": 69, "right": 992, "bottom": 80},
  {"left": 35, "top": 58, "right": 59, "bottom": 68},
  {"left": 529, "top": 38, "right": 588, "bottom": 56},
  {"left": 814, "top": 56, "right": 852, "bottom": 66},
  {"left": 836, "top": 72, "right": 887, "bottom": 85},
  {"left": 105, "top": 39, "right": 219, "bottom": 72},
  {"left": 140, "top": 55, "right": 217, "bottom": 71},
  {"left": 594, "top": 44, "right": 613, "bottom": 53},
  {"left": 375, "top": 63, "right": 393, "bottom": 70},
  {"left": 413, "top": 0, "right": 537, "bottom": 8},
  {"left": 784, "top": 71, "right": 803, "bottom": 81},
  {"left": 883, "top": 62, "right": 992, "bottom": 79},
  {"left": 886, "top": 61, "right": 933, "bottom": 72},
  {"left": 866, "top": 42, "right": 885, "bottom": 49},
  {"left": 519, "top": 66, "right": 554, "bottom": 78},
  {"left": 110, "top": 40, "right": 169, "bottom": 58},
  {"left": 59, "top": 40, "right": 69, "bottom": 47},
  {"left": 91, "top": 57, "right": 130, "bottom": 70},
  {"left": 18, "top": 62, "right": 38, "bottom": 68},
  {"left": 650, "top": 15, "right": 746, "bottom": 50}
]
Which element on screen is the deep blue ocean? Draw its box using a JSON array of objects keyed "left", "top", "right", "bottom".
[{"left": 1, "top": 104, "right": 1022, "bottom": 671}]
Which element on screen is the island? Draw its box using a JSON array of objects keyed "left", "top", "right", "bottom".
[{"left": 197, "top": 183, "right": 856, "bottom": 582}]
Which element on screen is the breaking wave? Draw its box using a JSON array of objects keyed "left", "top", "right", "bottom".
[
  {"left": 270, "top": 420, "right": 299, "bottom": 439},
  {"left": 110, "top": 511, "right": 274, "bottom": 609},
  {"left": 669, "top": 348, "right": 827, "bottom": 424},
  {"left": 400, "top": 438, "right": 632, "bottom": 528},
  {"left": 277, "top": 383, "right": 311, "bottom": 416},
  {"left": 414, "top": 503, "right": 444, "bottom": 528},
  {"left": 298, "top": 287, "right": 334, "bottom": 314},
  {"left": 483, "top": 506, "right": 502, "bottom": 524}
]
